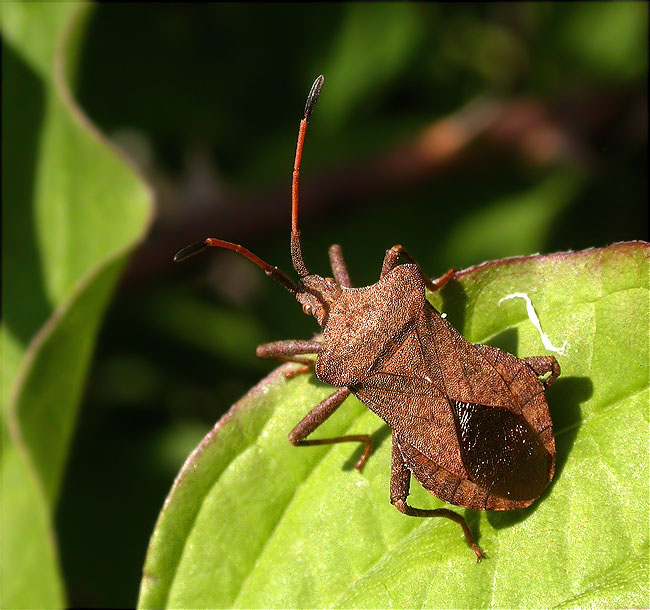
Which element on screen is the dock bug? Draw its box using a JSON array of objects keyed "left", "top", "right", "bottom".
[{"left": 174, "top": 76, "right": 560, "bottom": 561}]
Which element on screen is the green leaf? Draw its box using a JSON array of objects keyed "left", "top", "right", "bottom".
[
  {"left": 1, "top": 418, "right": 64, "bottom": 609},
  {"left": 139, "top": 242, "right": 648, "bottom": 609},
  {"left": 1, "top": 2, "right": 152, "bottom": 607},
  {"left": 557, "top": 2, "right": 648, "bottom": 81},
  {"left": 317, "top": 3, "right": 426, "bottom": 129}
]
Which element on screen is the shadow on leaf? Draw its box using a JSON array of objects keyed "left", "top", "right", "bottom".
[
  {"left": 485, "top": 327, "right": 519, "bottom": 354},
  {"left": 439, "top": 278, "right": 467, "bottom": 332},
  {"left": 342, "top": 424, "right": 392, "bottom": 472}
]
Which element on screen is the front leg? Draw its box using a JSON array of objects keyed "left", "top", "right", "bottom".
[
  {"left": 381, "top": 244, "right": 455, "bottom": 292},
  {"left": 328, "top": 244, "right": 353, "bottom": 288},
  {"left": 256, "top": 339, "right": 321, "bottom": 378},
  {"left": 390, "top": 433, "right": 484, "bottom": 561}
]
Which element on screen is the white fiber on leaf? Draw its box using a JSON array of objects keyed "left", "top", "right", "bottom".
[{"left": 499, "top": 292, "right": 567, "bottom": 355}]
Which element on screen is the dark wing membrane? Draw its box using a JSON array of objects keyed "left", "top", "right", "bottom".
[{"left": 451, "top": 400, "right": 550, "bottom": 501}]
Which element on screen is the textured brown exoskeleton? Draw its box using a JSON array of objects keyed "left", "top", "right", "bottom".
[{"left": 175, "top": 76, "right": 560, "bottom": 561}]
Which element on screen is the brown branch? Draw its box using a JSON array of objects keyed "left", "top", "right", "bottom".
[{"left": 121, "top": 89, "right": 644, "bottom": 286}]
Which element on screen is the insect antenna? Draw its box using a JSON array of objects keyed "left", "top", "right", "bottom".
[
  {"left": 173, "top": 75, "right": 325, "bottom": 295},
  {"left": 290, "top": 75, "right": 324, "bottom": 279},
  {"left": 173, "top": 239, "right": 300, "bottom": 295}
]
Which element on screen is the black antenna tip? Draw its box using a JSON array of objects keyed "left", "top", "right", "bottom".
[
  {"left": 304, "top": 75, "right": 325, "bottom": 119},
  {"left": 173, "top": 240, "right": 208, "bottom": 262}
]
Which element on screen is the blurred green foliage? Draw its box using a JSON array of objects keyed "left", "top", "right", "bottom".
[
  {"left": 2, "top": 2, "right": 647, "bottom": 607},
  {"left": 2, "top": 3, "right": 152, "bottom": 608}
]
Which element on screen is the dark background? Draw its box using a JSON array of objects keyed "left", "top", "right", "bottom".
[{"left": 54, "top": 3, "right": 647, "bottom": 607}]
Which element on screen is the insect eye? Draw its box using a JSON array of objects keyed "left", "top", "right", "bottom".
[{"left": 302, "top": 303, "right": 313, "bottom": 315}]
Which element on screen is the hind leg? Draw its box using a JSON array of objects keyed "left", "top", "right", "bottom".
[
  {"left": 389, "top": 433, "right": 484, "bottom": 561},
  {"left": 522, "top": 356, "right": 561, "bottom": 388}
]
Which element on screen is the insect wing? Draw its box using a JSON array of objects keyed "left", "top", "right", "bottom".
[{"left": 353, "top": 305, "right": 554, "bottom": 506}]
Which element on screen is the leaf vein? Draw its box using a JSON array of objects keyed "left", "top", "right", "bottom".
[{"left": 230, "top": 397, "right": 366, "bottom": 607}]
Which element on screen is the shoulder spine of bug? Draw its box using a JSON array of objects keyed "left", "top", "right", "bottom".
[{"left": 174, "top": 75, "right": 560, "bottom": 562}]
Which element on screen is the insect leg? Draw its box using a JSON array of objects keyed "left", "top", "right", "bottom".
[
  {"left": 380, "top": 245, "right": 455, "bottom": 292},
  {"left": 288, "top": 387, "right": 373, "bottom": 470},
  {"left": 390, "top": 434, "right": 485, "bottom": 561},
  {"left": 522, "top": 355, "right": 561, "bottom": 388},
  {"left": 256, "top": 339, "right": 321, "bottom": 378},
  {"left": 328, "top": 244, "right": 353, "bottom": 288}
]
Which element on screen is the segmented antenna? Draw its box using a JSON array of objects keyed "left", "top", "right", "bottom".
[
  {"left": 173, "top": 238, "right": 300, "bottom": 294},
  {"left": 304, "top": 74, "right": 325, "bottom": 119},
  {"left": 173, "top": 76, "right": 325, "bottom": 294},
  {"left": 291, "top": 75, "right": 324, "bottom": 277},
  {"left": 173, "top": 241, "right": 208, "bottom": 262}
]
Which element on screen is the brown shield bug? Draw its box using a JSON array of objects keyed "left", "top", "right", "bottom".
[{"left": 174, "top": 75, "right": 560, "bottom": 561}]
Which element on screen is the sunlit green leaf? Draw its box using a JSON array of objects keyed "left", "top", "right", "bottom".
[
  {"left": 139, "top": 242, "right": 648, "bottom": 609},
  {"left": 0, "top": 419, "right": 64, "bottom": 609}
]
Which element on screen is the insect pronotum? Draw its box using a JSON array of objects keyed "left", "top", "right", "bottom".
[{"left": 175, "top": 75, "right": 560, "bottom": 561}]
